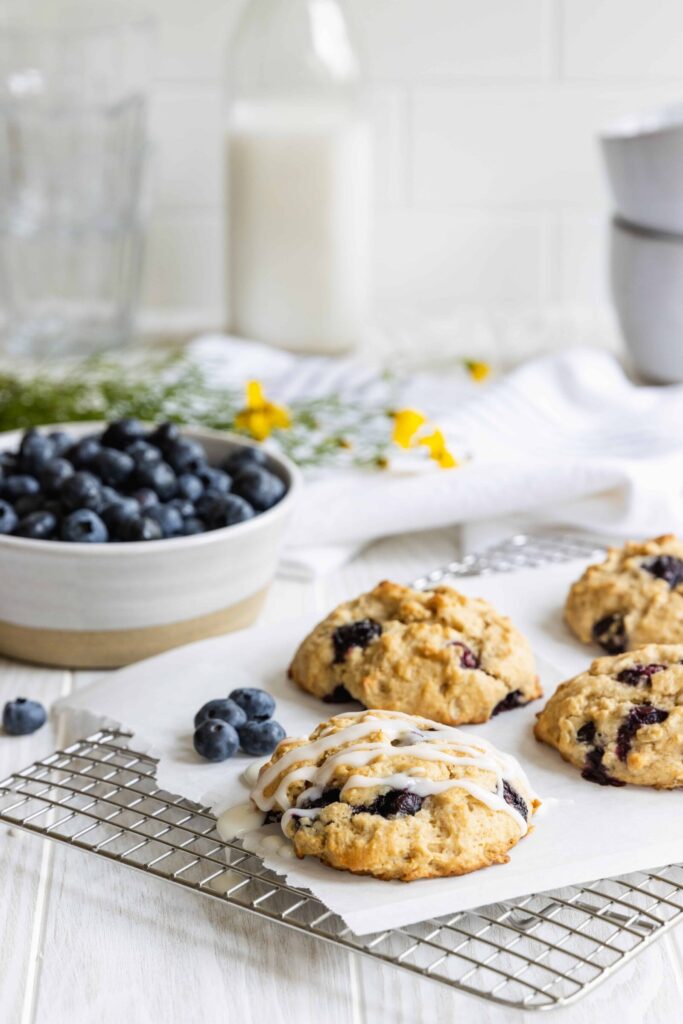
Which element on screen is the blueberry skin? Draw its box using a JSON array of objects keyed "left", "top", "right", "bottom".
[
  {"left": 164, "top": 438, "right": 206, "bottom": 475},
  {"left": 60, "top": 471, "right": 102, "bottom": 512},
  {"left": 147, "top": 503, "right": 184, "bottom": 538},
  {"left": 233, "top": 466, "right": 286, "bottom": 512},
  {"left": 47, "top": 430, "right": 72, "bottom": 456},
  {"left": 118, "top": 515, "right": 163, "bottom": 542},
  {"left": 222, "top": 447, "right": 268, "bottom": 475},
  {"left": 101, "top": 497, "right": 139, "bottom": 535},
  {"left": 126, "top": 439, "right": 162, "bottom": 468},
  {"left": 67, "top": 436, "right": 102, "bottom": 468},
  {"left": 131, "top": 487, "right": 159, "bottom": 512},
  {"left": 193, "top": 720, "right": 239, "bottom": 762},
  {"left": 13, "top": 494, "right": 45, "bottom": 518},
  {"left": 229, "top": 687, "right": 276, "bottom": 722},
  {"left": 3, "top": 698, "right": 47, "bottom": 736},
  {"left": 197, "top": 465, "right": 232, "bottom": 494},
  {"left": 135, "top": 461, "right": 177, "bottom": 501},
  {"left": 147, "top": 421, "right": 181, "bottom": 451},
  {"left": 15, "top": 511, "right": 57, "bottom": 540},
  {"left": 60, "top": 509, "right": 109, "bottom": 543},
  {"left": 195, "top": 488, "right": 228, "bottom": 522},
  {"left": 101, "top": 418, "right": 146, "bottom": 450},
  {"left": 177, "top": 473, "right": 203, "bottom": 502},
  {"left": 182, "top": 516, "right": 206, "bottom": 535},
  {"left": 19, "top": 430, "right": 56, "bottom": 474},
  {"left": 3, "top": 474, "right": 40, "bottom": 501},
  {"left": 93, "top": 447, "right": 135, "bottom": 487},
  {"left": 238, "top": 720, "right": 286, "bottom": 757},
  {"left": 168, "top": 497, "right": 196, "bottom": 519},
  {"left": 0, "top": 500, "right": 17, "bottom": 534},
  {"left": 0, "top": 452, "right": 18, "bottom": 474},
  {"left": 206, "top": 494, "right": 255, "bottom": 529},
  {"left": 194, "top": 698, "right": 247, "bottom": 730},
  {"left": 39, "top": 457, "right": 74, "bottom": 495}
]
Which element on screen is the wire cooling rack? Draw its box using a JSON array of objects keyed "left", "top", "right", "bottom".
[{"left": 3, "top": 531, "right": 683, "bottom": 1012}]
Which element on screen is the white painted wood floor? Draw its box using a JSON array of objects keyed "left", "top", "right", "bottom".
[{"left": 1, "top": 526, "right": 681, "bottom": 1024}]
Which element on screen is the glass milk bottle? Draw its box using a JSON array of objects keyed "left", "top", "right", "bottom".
[{"left": 226, "top": 0, "right": 372, "bottom": 354}]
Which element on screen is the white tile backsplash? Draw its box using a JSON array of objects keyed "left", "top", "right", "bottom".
[{"left": 114, "top": 0, "right": 683, "bottom": 345}]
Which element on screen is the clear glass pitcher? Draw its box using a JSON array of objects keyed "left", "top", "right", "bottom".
[
  {"left": 0, "top": 1, "right": 154, "bottom": 359},
  {"left": 226, "top": 0, "right": 372, "bottom": 355}
]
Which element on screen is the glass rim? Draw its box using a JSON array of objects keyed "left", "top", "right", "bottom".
[{"left": 0, "top": 1, "right": 155, "bottom": 39}]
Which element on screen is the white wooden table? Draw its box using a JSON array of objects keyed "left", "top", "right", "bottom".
[{"left": 1, "top": 526, "right": 681, "bottom": 1024}]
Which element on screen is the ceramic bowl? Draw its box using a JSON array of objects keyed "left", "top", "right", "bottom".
[
  {"left": 610, "top": 216, "right": 683, "bottom": 383},
  {"left": 0, "top": 423, "right": 300, "bottom": 669},
  {"left": 601, "top": 104, "right": 683, "bottom": 234}
]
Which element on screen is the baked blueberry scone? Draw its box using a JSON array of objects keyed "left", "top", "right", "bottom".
[
  {"left": 251, "top": 709, "right": 540, "bottom": 881},
  {"left": 565, "top": 535, "right": 683, "bottom": 653},
  {"left": 288, "top": 581, "right": 541, "bottom": 726},
  {"left": 534, "top": 644, "right": 683, "bottom": 787}
]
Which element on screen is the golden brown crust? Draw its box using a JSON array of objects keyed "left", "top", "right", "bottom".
[{"left": 289, "top": 581, "right": 540, "bottom": 725}]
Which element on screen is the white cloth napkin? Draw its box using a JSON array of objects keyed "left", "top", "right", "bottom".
[{"left": 190, "top": 337, "right": 683, "bottom": 576}]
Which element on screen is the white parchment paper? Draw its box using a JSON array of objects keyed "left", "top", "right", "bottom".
[{"left": 56, "top": 559, "right": 683, "bottom": 934}]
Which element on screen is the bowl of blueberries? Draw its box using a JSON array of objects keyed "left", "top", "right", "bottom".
[{"left": 0, "top": 419, "right": 300, "bottom": 669}]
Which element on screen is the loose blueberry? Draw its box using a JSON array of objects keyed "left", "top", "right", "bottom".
[
  {"left": 100, "top": 418, "right": 146, "bottom": 450},
  {"left": 0, "top": 452, "right": 18, "bottom": 474},
  {"left": 176, "top": 473, "right": 203, "bottom": 502},
  {"left": 182, "top": 517, "right": 206, "bottom": 535},
  {"left": 125, "top": 439, "right": 162, "bottom": 468},
  {"left": 206, "top": 494, "right": 255, "bottom": 528},
  {"left": 3, "top": 474, "right": 40, "bottom": 501},
  {"left": 135, "top": 461, "right": 177, "bottom": 501},
  {"left": 492, "top": 690, "right": 525, "bottom": 716},
  {"left": 167, "top": 497, "right": 196, "bottom": 519},
  {"left": 67, "top": 436, "right": 101, "bottom": 468},
  {"left": 131, "top": 487, "right": 159, "bottom": 513},
  {"left": 118, "top": 515, "right": 163, "bottom": 542},
  {"left": 147, "top": 421, "right": 181, "bottom": 451},
  {"left": 101, "top": 497, "right": 140, "bottom": 535},
  {"left": 15, "top": 511, "right": 57, "bottom": 540},
  {"left": 617, "top": 663, "right": 666, "bottom": 687},
  {"left": 147, "top": 503, "right": 184, "bottom": 538},
  {"left": 194, "top": 489, "right": 228, "bottom": 522},
  {"left": 47, "top": 430, "right": 72, "bottom": 456},
  {"left": 13, "top": 494, "right": 44, "bottom": 518},
  {"left": 60, "top": 471, "right": 102, "bottom": 512},
  {"left": 164, "top": 438, "right": 206, "bottom": 475},
  {"left": 222, "top": 447, "right": 268, "bottom": 475},
  {"left": 0, "top": 500, "right": 18, "bottom": 534},
  {"left": 93, "top": 447, "right": 135, "bottom": 487},
  {"left": 19, "top": 430, "right": 56, "bottom": 474},
  {"left": 238, "top": 719, "right": 286, "bottom": 756},
  {"left": 332, "top": 619, "right": 382, "bottom": 663},
  {"left": 233, "top": 466, "right": 285, "bottom": 512},
  {"left": 592, "top": 613, "right": 627, "bottom": 654},
  {"left": 194, "top": 698, "right": 247, "bottom": 730},
  {"left": 642, "top": 555, "right": 683, "bottom": 589},
  {"left": 196, "top": 465, "right": 231, "bottom": 494},
  {"left": 502, "top": 780, "right": 528, "bottom": 820},
  {"left": 3, "top": 698, "right": 47, "bottom": 736},
  {"left": 60, "top": 509, "right": 109, "bottom": 543},
  {"left": 193, "top": 719, "right": 239, "bottom": 762},
  {"left": 39, "top": 458, "right": 74, "bottom": 495},
  {"left": 229, "top": 687, "right": 276, "bottom": 722},
  {"left": 616, "top": 704, "right": 669, "bottom": 762}
]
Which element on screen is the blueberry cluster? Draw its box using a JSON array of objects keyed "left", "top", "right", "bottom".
[
  {"left": 193, "top": 687, "right": 285, "bottom": 762},
  {"left": 0, "top": 419, "right": 286, "bottom": 543},
  {"left": 2, "top": 698, "right": 47, "bottom": 736}
]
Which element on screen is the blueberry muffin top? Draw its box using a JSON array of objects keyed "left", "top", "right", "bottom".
[
  {"left": 288, "top": 581, "right": 541, "bottom": 726},
  {"left": 534, "top": 644, "right": 683, "bottom": 788},
  {"left": 252, "top": 709, "right": 540, "bottom": 881},
  {"left": 565, "top": 535, "right": 683, "bottom": 654}
]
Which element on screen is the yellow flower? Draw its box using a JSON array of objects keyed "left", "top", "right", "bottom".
[
  {"left": 464, "top": 359, "right": 490, "bottom": 382},
  {"left": 392, "top": 408, "right": 426, "bottom": 448},
  {"left": 235, "top": 380, "right": 291, "bottom": 441},
  {"left": 419, "top": 429, "right": 458, "bottom": 469}
]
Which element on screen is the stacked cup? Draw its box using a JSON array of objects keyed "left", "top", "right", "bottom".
[{"left": 602, "top": 104, "right": 683, "bottom": 383}]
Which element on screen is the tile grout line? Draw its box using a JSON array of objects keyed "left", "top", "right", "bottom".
[{"left": 19, "top": 670, "right": 74, "bottom": 1024}]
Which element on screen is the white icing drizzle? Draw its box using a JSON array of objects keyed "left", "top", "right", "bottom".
[
  {"left": 251, "top": 710, "right": 537, "bottom": 837},
  {"left": 217, "top": 802, "right": 265, "bottom": 841}
]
